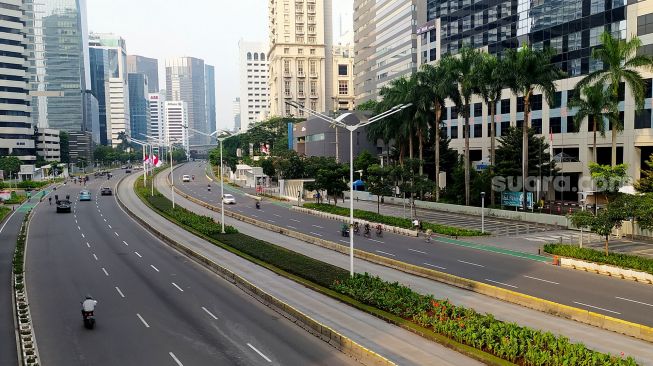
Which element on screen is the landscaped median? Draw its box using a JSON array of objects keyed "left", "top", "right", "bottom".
[
  {"left": 0, "top": 206, "right": 11, "bottom": 222},
  {"left": 302, "top": 203, "right": 486, "bottom": 237},
  {"left": 135, "top": 175, "right": 638, "bottom": 366}
]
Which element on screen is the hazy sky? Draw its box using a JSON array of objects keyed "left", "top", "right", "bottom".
[{"left": 87, "top": 0, "right": 353, "bottom": 131}]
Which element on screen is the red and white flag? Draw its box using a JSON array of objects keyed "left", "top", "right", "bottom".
[{"left": 143, "top": 154, "right": 162, "bottom": 167}]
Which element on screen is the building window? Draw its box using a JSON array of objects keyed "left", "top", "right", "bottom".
[
  {"left": 297, "top": 81, "right": 304, "bottom": 95},
  {"left": 566, "top": 116, "right": 579, "bottom": 133},
  {"left": 310, "top": 80, "right": 317, "bottom": 95},
  {"left": 517, "top": 97, "right": 524, "bottom": 113},
  {"left": 338, "top": 64, "right": 347, "bottom": 76},
  {"left": 638, "top": 13, "right": 653, "bottom": 36},
  {"left": 549, "top": 117, "right": 562, "bottom": 134},
  {"left": 283, "top": 60, "right": 290, "bottom": 74},
  {"left": 635, "top": 109, "right": 652, "bottom": 129},
  {"left": 550, "top": 37, "right": 562, "bottom": 53},
  {"left": 550, "top": 92, "right": 562, "bottom": 108},
  {"left": 589, "top": 59, "right": 603, "bottom": 73},
  {"left": 284, "top": 80, "right": 291, "bottom": 96},
  {"left": 450, "top": 125, "right": 458, "bottom": 139},
  {"left": 450, "top": 106, "right": 458, "bottom": 119},
  {"left": 253, "top": 53, "right": 259, "bottom": 61},
  {"left": 310, "top": 49, "right": 316, "bottom": 55},
  {"left": 247, "top": 52, "right": 252, "bottom": 60},
  {"left": 570, "top": 59, "right": 581, "bottom": 76},
  {"left": 298, "top": 49, "right": 304, "bottom": 55},
  {"left": 500, "top": 98, "right": 510, "bottom": 114},
  {"left": 567, "top": 32, "right": 581, "bottom": 51},
  {"left": 645, "top": 78, "right": 652, "bottom": 98},
  {"left": 618, "top": 82, "right": 625, "bottom": 101},
  {"left": 310, "top": 60, "right": 317, "bottom": 75},
  {"left": 284, "top": 48, "right": 290, "bottom": 54},
  {"left": 590, "top": 0, "right": 604, "bottom": 15},
  {"left": 473, "top": 123, "right": 482, "bottom": 138},
  {"left": 531, "top": 95, "right": 542, "bottom": 111},
  {"left": 297, "top": 60, "right": 304, "bottom": 75},
  {"left": 338, "top": 80, "right": 348, "bottom": 95},
  {"left": 590, "top": 26, "right": 605, "bottom": 47},
  {"left": 473, "top": 103, "right": 482, "bottom": 116},
  {"left": 310, "top": 100, "right": 317, "bottom": 110},
  {"left": 308, "top": 36, "right": 316, "bottom": 44},
  {"left": 531, "top": 119, "right": 542, "bottom": 134},
  {"left": 296, "top": 36, "right": 304, "bottom": 43}
]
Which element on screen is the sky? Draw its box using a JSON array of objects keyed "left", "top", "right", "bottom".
[{"left": 87, "top": 0, "right": 353, "bottom": 131}]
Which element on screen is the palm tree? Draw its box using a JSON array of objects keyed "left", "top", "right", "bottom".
[
  {"left": 567, "top": 83, "right": 618, "bottom": 163},
  {"left": 418, "top": 56, "right": 459, "bottom": 201},
  {"left": 449, "top": 47, "right": 481, "bottom": 206},
  {"left": 379, "top": 75, "right": 419, "bottom": 165},
  {"left": 576, "top": 31, "right": 653, "bottom": 166},
  {"left": 474, "top": 53, "right": 508, "bottom": 206},
  {"left": 504, "top": 45, "right": 564, "bottom": 210}
]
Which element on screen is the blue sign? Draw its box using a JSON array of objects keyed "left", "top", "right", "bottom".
[
  {"left": 288, "top": 122, "right": 294, "bottom": 150},
  {"left": 501, "top": 191, "right": 534, "bottom": 209}
]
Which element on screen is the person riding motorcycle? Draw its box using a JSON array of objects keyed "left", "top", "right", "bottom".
[
  {"left": 207, "top": 183, "right": 211, "bottom": 191},
  {"left": 363, "top": 223, "right": 371, "bottom": 236},
  {"left": 255, "top": 199, "right": 261, "bottom": 209},
  {"left": 353, "top": 221, "right": 360, "bottom": 234},
  {"left": 340, "top": 223, "right": 349, "bottom": 237},
  {"left": 81, "top": 295, "right": 97, "bottom": 314}
]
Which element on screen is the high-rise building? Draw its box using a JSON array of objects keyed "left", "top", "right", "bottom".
[
  {"left": 35, "top": 128, "right": 60, "bottom": 162},
  {"left": 165, "top": 101, "right": 189, "bottom": 152},
  {"left": 25, "top": 0, "right": 93, "bottom": 162},
  {"left": 165, "top": 57, "right": 208, "bottom": 146},
  {"left": 332, "top": 44, "right": 355, "bottom": 111},
  {"left": 127, "top": 55, "right": 159, "bottom": 93},
  {"left": 149, "top": 93, "right": 166, "bottom": 143},
  {"left": 353, "top": 0, "right": 424, "bottom": 104},
  {"left": 233, "top": 97, "right": 241, "bottom": 131},
  {"left": 205, "top": 64, "right": 216, "bottom": 133},
  {"left": 89, "top": 33, "right": 130, "bottom": 147},
  {"left": 0, "top": 0, "right": 35, "bottom": 163},
  {"left": 238, "top": 40, "right": 269, "bottom": 130},
  {"left": 89, "top": 48, "right": 111, "bottom": 145},
  {"left": 268, "top": 0, "right": 334, "bottom": 117},
  {"left": 128, "top": 73, "right": 150, "bottom": 140}
]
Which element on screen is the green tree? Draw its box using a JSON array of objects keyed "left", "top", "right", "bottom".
[
  {"left": 59, "top": 131, "right": 70, "bottom": 164},
  {"left": 635, "top": 153, "right": 653, "bottom": 192},
  {"left": 261, "top": 158, "right": 276, "bottom": 179},
  {"left": 567, "top": 83, "right": 618, "bottom": 163},
  {"left": 276, "top": 150, "right": 305, "bottom": 179},
  {"left": 356, "top": 100, "right": 378, "bottom": 112},
  {"left": 570, "top": 203, "right": 627, "bottom": 255},
  {"left": 117, "top": 131, "right": 129, "bottom": 152},
  {"left": 588, "top": 162, "right": 629, "bottom": 204},
  {"left": 353, "top": 150, "right": 379, "bottom": 179},
  {"left": 0, "top": 156, "right": 21, "bottom": 175},
  {"left": 576, "top": 31, "right": 653, "bottom": 166},
  {"left": 378, "top": 75, "right": 420, "bottom": 165},
  {"left": 366, "top": 164, "right": 393, "bottom": 213},
  {"left": 313, "top": 165, "right": 348, "bottom": 204},
  {"left": 504, "top": 45, "right": 564, "bottom": 210},
  {"left": 494, "top": 126, "right": 556, "bottom": 180},
  {"left": 171, "top": 146, "right": 187, "bottom": 162}
]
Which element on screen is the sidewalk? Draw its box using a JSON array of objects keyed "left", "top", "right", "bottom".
[{"left": 152, "top": 169, "right": 653, "bottom": 365}]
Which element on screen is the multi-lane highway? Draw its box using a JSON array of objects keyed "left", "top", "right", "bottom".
[
  {"left": 173, "top": 162, "right": 653, "bottom": 327},
  {"left": 0, "top": 206, "right": 23, "bottom": 366},
  {"left": 26, "top": 170, "right": 356, "bottom": 366}
]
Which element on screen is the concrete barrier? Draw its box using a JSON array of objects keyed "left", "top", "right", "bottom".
[
  {"left": 120, "top": 175, "right": 395, "bottom": 366},
  {"left": 560, "top": 257, "right": 653, "bottom": 284}
]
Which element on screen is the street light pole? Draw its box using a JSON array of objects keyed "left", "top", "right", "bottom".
[{"left": 481, "top": 191, "right": 486, "bottom": 234}]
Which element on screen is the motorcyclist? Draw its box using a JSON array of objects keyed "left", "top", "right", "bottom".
[
  {"left": 255, "top": 199, "right": 261, "bottom": 209},
  {"left": 81, "top": 295, "right": 97, "bottom": 314},
  {"left": 192, "top": 175, "right": 195, "bottom": 181},
  {"left": 364, "top": 223, "right": 371, "bottom": 236},
  {"left": 48, "top": 197, "right": 52, "bottom": 205},
  {"left": 207, "top": 184, "right": 211, "bottom": 191}
]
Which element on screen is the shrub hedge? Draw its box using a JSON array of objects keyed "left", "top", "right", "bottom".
[
  {"left": 303, "top": 203, "right": 485, "bottom": 237},
  {"left": 334, "top": 273, "right": 637, "bottom": 366},
  {"left": 3, "top": 192, "right": 26, "bottom": 205},
  {"left": 544, "top": 244, "right": 653, "bottom": 275},
  {"left": 0, "top": 206, "right": 11, "bottom": 222}
]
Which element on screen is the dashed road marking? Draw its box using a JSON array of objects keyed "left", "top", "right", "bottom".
[
  {"left": 457, "top": 259, "right": 484, "bottom": 268},
  {"left": 408, "top": 248, "right": 427, "bottom": 254},
  {"left": 375, "top": 250, "right": 395, "bottom": 257},
  {"left": 573, "top": 301, "right": 621, "bottom": 314},
  {"left": 615, "top": 296, "right": 653, "bottom": 308},
  {"left": 101, "top": 268, "right": 109, "bottom": 276},
  {"left": 150, "top": 265, "right": 160, "bottom": 272},
  {"left": 485, "top": 278, "right": 518, "bottom": 289},
  {"left": 524, "top": 275, "right": 559, "bottom": 285},
  {"left": 202, "top": 307, "right": 218, "bottom": 320},
  {"left": 115, "top": 286, "right": 125, "bottom": 298},
  {"left": 92, "top": 254, "right": 98, "bottom": 261},
  {"left": 134, "top": 251, "right": 142, "bottom": 258},
  {"left": 169, "top": 352, "right": 183, "bottom": 366},
  {"left": 172, "top": 282, "right": 184, "bottom": 292},
  {"left": 136, "top": 313, "right": 150, "bottom": 328},
  {"left": 423, "top": 262, "right": 446, "bottom": 270},
  {"left": 247, "top": 343, "right": 272, "bottom": 363}
]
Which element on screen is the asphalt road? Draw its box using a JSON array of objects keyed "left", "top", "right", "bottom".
[
  {"left": 26, "top": 170, "right": 356, "bottom": 366},
  {"left": 0, "top": 206, "right": 23, "bottom": 366},
  {"left": 174, "top": 162, "right": 653, "bottom": 327}
]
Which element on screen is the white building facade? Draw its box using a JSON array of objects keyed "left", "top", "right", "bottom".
[
  {"left": 149, "top": 93, "right": 166, "bottom": 143},
  {"left": 238, "top": 40, "right": 269, "bottom": 130},
  {"left": 35, "top": 128, "right": 60, "bottom": 162},
  {"left": 164, "top": 100, "right": 189, "bottom": 152},
  {"left": 332, "top": 44, "right": 355, "bottom": 111}
]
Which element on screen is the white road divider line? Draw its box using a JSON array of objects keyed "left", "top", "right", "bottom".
[
  {"left": 93, "top": 254, "right": 98, "bottom": 261},
  {"left": 103, "top": 218, "right": 107, "bottom": 222},
  {"left": 309, "top": 231, "right": 323, "bottom": 237},
  {"left": 102, "top": 268, "right": 109, "bottom": 276},
  {"left": 150, "top": 265, "right": 160, "bottom": 272},
  {"left": 267, "top": 220, "right": 275, "bottom": 223},
  {"left": 247, "top": 343, "right": 272, "bottom": 363},
  {"left": 423, "top": 262, "right": 447, "bottom": 270},
  {"left": 375, "top": 250, "right": 395, "bottom": 257},
  {"left": 339, "top": 240, "right": 349, "bottom": 244},
  {"left": 289, "top": 218, "right": 301, "bottom": 223},
  {"left": 408, "top": 248, "right": 427, "bottom": 254},
  {"left": 172, "top": 282, "right": 184, "bottom": 292},
  {"left": 114, "top": 232, "right": 119, "bottom": 237},
  {"left": 108, "top": 224, "right": 112, "bottom": 229},
  {"left": 273, "top": 214, "right": 281, "bottom": 217},
  {"left": 616, "top": 296, "right": 653, "bottom": 308},
  {"left": 368, "top": 238, "right": 384, "bottom": 244},
  {"left": 457, "top": 259, "right": 485, "bottom": 267},
  {"left": 86, "top": 242, "right": 90, "bottom": 248},
  {"left": 573, "top": 301, "right": 621, "bottom": 314},
  {"left": 123, "top": 240, "right": 129, "bottom": 246},
  {"left": 485, "top": 278, "right": 518, "bottom": 289},
  {"left": 286, "top": 225, "right": 297, "bottom": 230},
  {"left": 77, "top": 226, "right": 81, "bottom": 230},
  {"left": 202, "top": 307, "right": 218, "bottom": 320},
  {"left": 136, "top": 313, "right": 150, "bottom": 328},
  {"left": 169, "top": 352, "right": 183, "bottom": 366},
  {"left": 75, "top": 219, "right": 78, "bottom": 224},
  {"left": 134, "top": 251, "right": 142, "bottom": 258},
  {"left": 524, "top": 275, "right": 559, "bottom": 285},
  {"left": 312, "top": 224, "right": 324, "bottom": 229},
  {"left": 115, "top": 286, "right": 125, "bottom": 298}
]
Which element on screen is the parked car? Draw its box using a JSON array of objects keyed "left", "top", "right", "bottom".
[
  {"left": 79, "top": 190, "right": 91, "bottom": 201},
  {"left": 182, "top": 175, "right": 191, "bottom": 182},
  {"left": 100, "top": 187, "right": 112, "bottom": 196},
  {"left": 222, "top": 194, "right": 236, "bottom": 204},
  {"left": 56, "top": 199, "right": 72, "bottom": 213}
]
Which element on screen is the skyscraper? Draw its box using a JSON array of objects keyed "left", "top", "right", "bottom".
[
  {"left": 149, "top": 93, "right": 166, "bottom": 142},
  {"left": 165, "top": 57, "right": 208, "bottom": 146},
  {"left": 233, "top": 98, "right": 241, "bottom": 131},
  {"left": 165, "top": 101, "right": 189, "bottom": 152},
  {"left": 268, "top": 0, "right": 334, "bottom": 116},
  {"left": 89, "top": 48, "right": 111, "bottom": 145},
  {"left": 89, "top": 33, "right": 130, "bottom": 147},
  {"left": 238, "top": 40, "right": 269, "bottom": 130},
  {"left": 127, "top": 55, "right": 159, "bottom": 93},
  {"left": 205, "top": 64, "right": 216, "bottom": 133},
  {"left": 0, "top": 0, "right": 34, "bottom": 163},
  {"left": 128, "top": 73, "right": 150, "bottom": 140}
]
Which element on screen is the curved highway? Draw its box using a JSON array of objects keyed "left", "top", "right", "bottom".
[
  {"left": 26, "top": 170, "right": 355, "bottom": 366},
  {"left": 173, "top": 162, "right": 653, "bottom": 327}
]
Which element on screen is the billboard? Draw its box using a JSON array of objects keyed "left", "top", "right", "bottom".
[{"left": 501, "top": 191, "right": 534, "bottom": 209}]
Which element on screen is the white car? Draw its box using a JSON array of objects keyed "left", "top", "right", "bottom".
[
  {"left": 182, "top": 175, "right": 191, "bottom": 182},
  {"left": 222, "top": 194, "right": 236, "bottom": 204}
]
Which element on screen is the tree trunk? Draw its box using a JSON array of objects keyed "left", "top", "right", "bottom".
[
  {"left": 377, "top": 196, "right": 380, "bottom": 214},
  {"left": 490, "top": 101, "right": 496, "bottom": 206},
  {"left": 464, "top": 106, "right": 470, "bottom": 206},
  {"left": 522, "top": 92, "right": 531, "bottom": 211},
  {"left": 418, "top": 128, "right": 424, "bottom": 176},
  {"left": 611, "top": 123, "right": 617, "bottom": 167},
  {"left": 409, "top": 125, "right": 414, "bottom": 161},
  {"left": 593, "top": 116, "right": 598, "bottom": 163},
  {"left": 435, "top": 103, "right": 442, "bottom": 202},
  {"left": 605, "top": 236, "right": 609, "bottom": 256}
]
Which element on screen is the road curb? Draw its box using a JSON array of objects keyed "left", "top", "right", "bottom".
[
  {"left": 170, "top": 176, "right": 653, "bottom": 344},
  {"left": 559, "top": 256, "right": 653, "bottom": 284},
  {"left": 118, "top": 172, "right": 396, "bottom": 366}
]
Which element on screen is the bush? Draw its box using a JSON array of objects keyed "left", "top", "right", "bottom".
[
  {"left": 0, "top": 206, "right": 10, "bottom": 222},
  {"left": 544, "top": 244, "right": 653, "bottom": 275},
  {"left": 303, "top": 203, "right": 485, "bottom": 237},
  {"left": 3, "top": 192, "right": 26, "bottom": 205},
  {"left": 334, "top": 273, "right": 637, "bottom": 366},
  {"left": 16, "top": 181, "right": 48, "bottom": 189}
]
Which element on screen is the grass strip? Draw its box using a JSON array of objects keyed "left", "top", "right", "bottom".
[
  {"left": 544, "top": 244, "right": 653, "bottom": 275},
  {"left": 135, "top": 174, "right": 637, "bottom": 366},
  {"left": 0, "top": 206, "right": 10, "bottom": 222},
  {"left": 303, "top": 203, "right": 486, "bottom": 236}
]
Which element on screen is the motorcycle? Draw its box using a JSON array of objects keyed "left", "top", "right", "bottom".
[
  {"left": 376, "top": 224, "right": 383, "bottom": 238},
  {"left": 255, "top": 201, "right": 261, "bottom": 209},
  {"left": 340, "top": 223, "right": 349, "bottom": 237},
  {"left": 81, "top": 309, "right": 95, "bottom": 329}
]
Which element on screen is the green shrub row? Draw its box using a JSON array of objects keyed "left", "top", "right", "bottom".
[
  {"left": 12, "top": 213, "right": 29, "bottom": 277},
  {"left": 544, "top": 244, "right": 653, "bottom": 275},
  {"left": 334, "top": 273, "right": 637, "bottom": 366},
  {"left": 303, "top": 203, "right": 486, "bottom": 236},
  {"left": 2, "top": 192, "right": 26, "bottom": 205},
  {"left": 0, "top": 206, "right": 11, "bottom": 222}
]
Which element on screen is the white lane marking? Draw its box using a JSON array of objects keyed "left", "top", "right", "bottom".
[
  {"left": 289, "top": 218, "right": 301, "bottom": 223},
  {"left": 92, "top": 254, "right": 98, "bottom": 261},
  {"left": 100, "top": 214, "right": 103, "bottom": 217},
  {"left": 77, "top": 226, "right": 81, "bottom": 230},
  {"left": 103, "top": 218, "right": 107, "bottom": 222},
  {"left": 108, "top": 224, "right": 112, "bottom": 229},
  {"left": 616, "top": 296, "right": 653, "bottom": 308},
  {"left": 251, "top": 214, "right": 258, "bottom": 218},
  {"left": 169, "top": 352, "right": 184, "bottom": 366},
  {"left": 408, "top": 248, "right": 427, "bottom": 254},
  {"left": 172, "top": 282, "right": 184, "bottom": 292},
  {"left": 273, "top": 214, "right": 281, "bottom": 217},
  {"left": 123, "top": 240, "right": 129, "bottom": 246},
  {"left": 75, "top": 219, "right": 78, "bottom": 224},
  {"left": 368, "top": 238, "right": 384, "bottom": 244},
  {"left": 136, "top": 313, "right": 150, "bottom": 328},
  {"left": 86, "top": 242, "right": 90, "bottom": 248},
  {"left": 134, "top": 251, "right": 142, "bottom": 258},
  {"left": 202, "top": 307, "right": 219, "bottom": 320},
  {"left": 267, "top": 220, "right": 275, "bottom": 223},
  {"left": 73, "top": 214, "right": 77, "bottom": 218},
  {"left": 114, "top": 232, "right": 119, "bottom": 237},
  {"left": 309, "top": 231, "right": 323, "bottom": 237},
  {"left": 312, "top": 224, "right": 324, "bottom": 229},
  {"left": 101, "top": 268, "right": 109, "bottom": 276},
  {"left": 423, "top": 262, "right": 447, "bottom": 270},
  {"left": 457, "top": 259, "right": 485, "bottom": 268},
  {"left": 525, "top": 237, "right": 547, "bottom": 242},
  {"left": 150, "top": 265, "right": 160, "bottom": 272},
  {"left": 375, "top": 250, "right": 395, "bottom": 257},
  {"left": 286, "top": 225, "right": 297, "bottom": 230},
  {"left": 573, "top": 301, "right": 621, "bottom": 315},
  {"left": 485, "top": 278, "right": 518, "bottom": 289},
  {"left": 524, "top": 275, "right": 559, "bottom": 285},
  {"left": 115, "top": 286, "right": 125, "bottom": 298},
  {"left": 339, "top": 240, "right": 349, "bottom": 244},
  {"left": 247, "top": 343, "right": 272, "bottom": 363}
]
